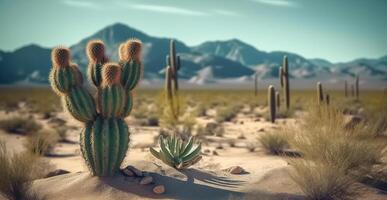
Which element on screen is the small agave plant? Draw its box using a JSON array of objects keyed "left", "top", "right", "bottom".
[{"left": 150, "top": 135, "right": 202, "bottom": 169}]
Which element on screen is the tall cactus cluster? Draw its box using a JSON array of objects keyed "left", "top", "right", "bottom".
[
  {"left": 279, "top": 56, "right": 290, "bottom": 110},
  {"left": 49, "top": 39, "right": 142, "bottom": 176},
  {"left": 165, "top": 40, "right": 181, "bottom": 122},
  {"left": 268, "top": 85, "right": 276, "bottom": 123}
]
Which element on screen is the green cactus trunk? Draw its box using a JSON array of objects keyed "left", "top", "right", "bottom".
[
  {"left": 254, "top": 73, "right": 258, "bottom": 96},
  {"left": 326, "top": 94, "right": 330, "bottom": 106},
  {"left": 268, "top": 85, "right": 276, "bottom": 123},
  {"left": 317, "top": 82, "right": 324, "bottom": 105},
  {"left": 80, "top": 117, "right": 129, "bottom": 176},
  {"left": 276, "top": 91, "right": 280, "bottom": 109},
  {"left": 165, "top": 40, "right": 181, "bottom": 122},
  {"left": 279, "top": 56, "right": 290, "bottom": 110}
]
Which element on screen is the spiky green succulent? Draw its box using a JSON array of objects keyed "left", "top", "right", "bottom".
[
  {"left": 150, "top": 135, "right": 202, "bottom": 169},
  {"left": 49, "top": 39, "right": 142, "bottom": 176}
]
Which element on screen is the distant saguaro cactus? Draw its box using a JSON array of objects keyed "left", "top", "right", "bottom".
[
  {"left": 344, "top": 80, "right": 348, "bottom": 97},
  {"left": 317, "top": 82, "right": 324, "bottom": 105},
  {"left": 268, "top": 85, "right": 276, "bottom": 123},
  {"left": 279, "top": 56, "right": 290, "bottom": 110},
  {"left": 275, "top": 91, "right": 280, "bottom": 109},
  {"left": 49, "top": 39, "right": 143, "bottom": 176},
  {"left": 165, "top": 40, "right": 181, "bottom": 121},
  {"left": 326, "top": 94, "right": 330, "bottom": 106},
  {"left": 355, "top": 75, "right": 359, "bottom": 100},
  {"left": 351, "top": 84, "right": 355, "bottom": 97}
]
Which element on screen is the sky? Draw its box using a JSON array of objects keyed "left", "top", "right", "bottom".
[{"left": 0, "top": 0, "right": 386, "bottom": 62}]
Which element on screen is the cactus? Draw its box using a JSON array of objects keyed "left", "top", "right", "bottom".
[
  {"left": 344, "top": 80, "right": 348, "bottom": 97},
  {"left": 326, "top": 94, "right": 330, "bottom": 106},
  {"left": 355, "top": 75, "right": 359, "bottom": 100},
  {"left": 49, "top": 39, "right": 143, "bottom": 176},
  {"left": 268, "top": 85, "right": 276, "bottom": 123},
  {"left": 275, "top": 91, "right": 280, "bottom": 109},
  {"left": 150, "top": 135, "right": 202, "bottom": 169},
  {"left": 317, "top": 82, "right": 324, "bottom": 105},
  {"left": 165, "top": 40, "right": 181, "bottom": 122},
  {"left": 279, "top": 56, "right": 290, "bottom": 110},
  {"left": 254, "top": 73, "right": 258, "bottom": 96},
  {"left": 351, "top": 84, "right": 355, "bottom": 97}
]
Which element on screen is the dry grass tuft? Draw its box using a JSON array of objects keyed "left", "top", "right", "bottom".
[
  {"left": 25, "top": 129, "right": 59, "bottom": 156},
  {"left": 258, "top": 131, "right": 289, "bottom": 155},
  {"left": 0, "top": 140, "right": 47, "bottom": 200},
  {"left": 0, "top": 116, "right": 42, "bottom": 135}
]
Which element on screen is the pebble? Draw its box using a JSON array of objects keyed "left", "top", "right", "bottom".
[
  {"left": 122, "top": 168, "right": 135, "bottom": 177},
  {"left": 153, "top": 185, "right": 165, "bottom": 194},
  {"left": 139, "top": 176, "right": 153, "bottom": 185},
  {"left": 226, "top": 166, "right": 245, "bottom": 174}
]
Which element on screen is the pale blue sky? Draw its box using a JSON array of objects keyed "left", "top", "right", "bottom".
[{"left": 0, "top": 0, "right": 386, "bottom": 62}]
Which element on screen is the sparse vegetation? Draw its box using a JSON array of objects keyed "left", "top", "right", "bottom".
[
  {"left": 258, "top": 131, "right": 289, "bottom": 155},
  {"left": 0, "top": 116, "right": 42, "bottom": 135},
  {"left": 25, "top": 129, "right": 59, "bottom": 156},
  {"left": 0, "top": 140, "right": 47, "bottom": 200}
]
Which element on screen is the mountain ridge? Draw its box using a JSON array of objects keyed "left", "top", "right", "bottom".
[{"left": 0, "top": 22, "right": 386, "bottom": 86}]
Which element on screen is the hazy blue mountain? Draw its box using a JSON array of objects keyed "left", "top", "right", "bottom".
[{"left": 0, "top": 22, "right": 385, "bottom": 85}]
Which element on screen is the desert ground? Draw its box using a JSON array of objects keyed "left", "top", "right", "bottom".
[{"left": 0, "top": 87, "right": 386, "bottom": 200}]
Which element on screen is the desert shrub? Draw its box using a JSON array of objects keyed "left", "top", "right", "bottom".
[
  {"left": 0, "top": 140, "right": 46, "bottom": 200},
  {"left": 288, "top": 106, "right": 384, "bottom": 200},
  {"left": 215, "top": 106, "right": 239, "bottom": 123},
  {"left": 25, "top": 129, "right": 59, "bottom": 156},
  {"left": 289, "top": 160, "right": 357, "bottom": 200},
  {"left": 0, "top": 116, "right": 42, "bottom": 135},
  {"left": 258, "top": 132, "right": 289, "bottom": 155}
]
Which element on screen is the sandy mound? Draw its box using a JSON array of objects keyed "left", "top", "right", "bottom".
[{"left": 31, "top": 161, "right": 304, "bottom": 200}]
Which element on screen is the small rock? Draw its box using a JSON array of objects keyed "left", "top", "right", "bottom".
[
  {"left": 45, "top": 169, "right": 70, "bottom": 178},
  {"left": 258, "top": 128, "right": 265, "bottom": 132},
  {"left": 140, "top": 176, "right": 153, "bottom": 185},
  {"left": 212, "top": 150, "right": 218, "bottom": 156},
  {"left": 240, "top": 121, "right": 244, "bottom": 124},
  {"left": 153, "top": 185, "right": 165, "bottom": 194},
  {"left": 226, "top": 166, "right": 245, "bottom": 174},
  {"left": 204, "top": 149, "right": 211, "bottom": 153}
]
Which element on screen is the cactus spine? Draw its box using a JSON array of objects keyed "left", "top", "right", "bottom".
[
  {"left": 344, "top": 80, "right": 348, "bottom": 97},
  {"left": 49, "top": 39, "right": 143, "bottom": 176},
  {"left": 317, "top": 82, "right": 324, "bottom": 105},
  {"left": 268, "top": 85, "right": 276, "bottom": 123},
  {"left": 355, "top": 75, "right": 359, "bottom": 100},
  {"left": 165, "top": 40, "right": 181, "bottom": 121},
  {"left": 279, "top": 56, "right": 290, "bottom": 110}
]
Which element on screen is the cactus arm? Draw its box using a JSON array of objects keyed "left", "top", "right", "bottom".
[
  {"left": 91, "top": 116, "right": 103, "bottom": 175},
  {"left": 80, "top": 122, "right": 96, "bottom": 175}
]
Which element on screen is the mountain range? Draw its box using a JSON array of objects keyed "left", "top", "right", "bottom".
[{"left": 0, "top": 22, "right": 386, "bottom": 87}]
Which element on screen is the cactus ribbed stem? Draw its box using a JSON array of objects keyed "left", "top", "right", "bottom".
[
  {"left": 268, "top": 85, "right": 276, "bottom": 123},
  {"left": 254, "top": 73, "right": 258, "bottom": 96},
  {"left": 344, "top": 80, "right": 348, "bottom": 97},
  {"left": 326, "top": 94, "right": 330, "bottom": 106}
]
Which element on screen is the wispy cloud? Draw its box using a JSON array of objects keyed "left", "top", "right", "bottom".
[
  {"left": 251, "top": 0, "right": 299, "bottom": 7},
  {"left": 127, "top": 4, "right": 208, "bottom": 16},
  {"left": 213, "top": 9, "right": 240, "bottom": 17},
  {"left": 62, "top": 0, "right": 101, "bottom": 10}
]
